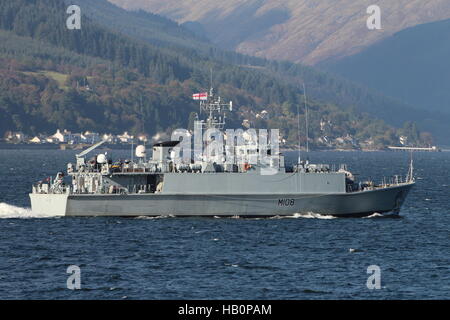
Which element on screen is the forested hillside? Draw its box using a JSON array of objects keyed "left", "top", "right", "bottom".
[
  {"left": 73, "top": 0, "right": 450, "bottom": 145},
  {"left": 0, "top": 0, "right": 440, "bottom": 148}
]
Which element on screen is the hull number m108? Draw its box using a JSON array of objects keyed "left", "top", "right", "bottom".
[{"left": 278, "top": 199, "right": 295, "bottom": 206}]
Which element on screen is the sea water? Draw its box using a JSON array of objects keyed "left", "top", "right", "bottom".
[{"left": 0, "top": 149, "right": 448, "bottom": 299}]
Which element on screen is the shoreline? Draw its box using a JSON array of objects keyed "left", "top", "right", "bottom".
[{"left": 0, "top": 143, "right": 132, "bottom": 150}]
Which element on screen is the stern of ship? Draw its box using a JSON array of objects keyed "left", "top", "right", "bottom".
[{"left": 29, "top": 193, "right": 69, "bottom": 217}]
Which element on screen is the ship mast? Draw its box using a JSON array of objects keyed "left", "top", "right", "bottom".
[
  {"left": 297, "top": 83, "right": 309, "bottom": 166},
  {"left": 303, "top": 83, "right": 309, "bottom": 163},
  {"left": 198, "top": 87, "right": 233, "bottom": 130},
  {"left": 407, "top": 151, "right": 414, "bottom": 182},
  {"left": 297, "top": 92, "right": 301, "bottom": 165}
]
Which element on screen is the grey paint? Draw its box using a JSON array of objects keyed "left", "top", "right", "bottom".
[{"left": 30, "top": 182, "right": 413, "bottom": 217}]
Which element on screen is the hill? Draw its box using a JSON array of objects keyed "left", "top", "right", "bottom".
[
  {"left": 73, "top": 0, "right": 211, "bottom": 51},
  {"left": 109, "top": 0, "right": 450, "bottom": 65},
  {"left": 74, "top": 0, "right": 450, "bottom": 143},
  {"left": 0, "top": 0, "right": 443, "bottom": 148},
  {"left": 324, "top": 18, "right": 450, "bottom": 116},
  {"left": 76, "top": 0, "right": 450, "bottom": 143}
]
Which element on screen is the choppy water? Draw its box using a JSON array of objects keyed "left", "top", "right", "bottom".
[{"left": 0, "top": 149, "right": 448, "bottom": 299}]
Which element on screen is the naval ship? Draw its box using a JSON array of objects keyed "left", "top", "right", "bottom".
[{"left": 30, "top": 88, "right": 415, "bottom": 217}]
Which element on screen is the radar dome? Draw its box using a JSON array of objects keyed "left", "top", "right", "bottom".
[
  {"left": 135, "top": 145, "right": 146, "bottom": 158},
  {"left": 97, "top": 154, "right": 107, "bottom": 164}
]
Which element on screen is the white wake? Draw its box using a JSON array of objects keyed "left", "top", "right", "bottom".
[
  {"left": 271, "top": 212, "right": 336, "bottom": 220},
  {"left": 0, "top": 202, "right": 55, "bottom": 219},
  {"left": 363, "top": 212, "right": 384, "bottom": 219}
]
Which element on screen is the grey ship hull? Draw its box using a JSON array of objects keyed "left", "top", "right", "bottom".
[{"left": 29, "top": 182, "right": 413, "bottom": 217}]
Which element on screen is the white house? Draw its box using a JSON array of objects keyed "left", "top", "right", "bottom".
[
  {"left": 5, "top": 132, "right": 27, "bottom": 143},
  {"left": 52, "top": 129, "right": 72, "bottom": 143},
  {"left": 29, "top": 136, "right": 42, "bottom": 144},
  {"left": 117, "top": 131, "right": 134, "bottom": 143},
  {"left": 102, "top": 133, "right": 116, "bottom": 143}
]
